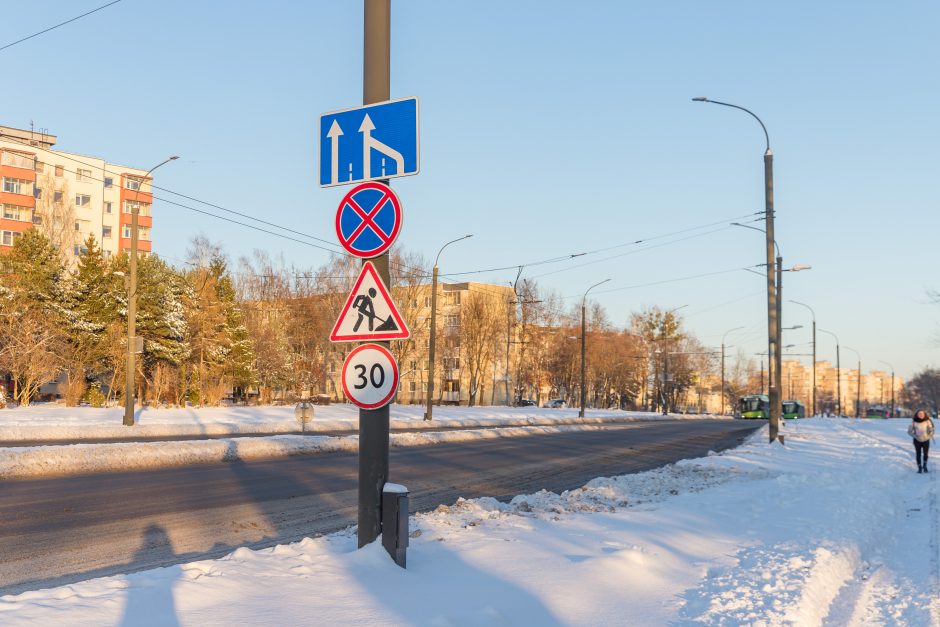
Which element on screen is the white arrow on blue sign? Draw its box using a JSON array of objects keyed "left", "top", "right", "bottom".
[{"left": 319, "top": 97, "right": 419, "bottom": 188}]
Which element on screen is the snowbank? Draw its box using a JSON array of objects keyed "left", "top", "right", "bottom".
[
  {"left": 0, "top": 424, "right": 614, "bottom": 479},
  {"left": 2, "top": 418, "right": 937, "bottom": 625},
  {"left": 0, "top": 403, "right": 719, "bottom": 442}
]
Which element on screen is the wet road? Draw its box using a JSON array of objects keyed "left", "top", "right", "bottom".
[{"left": 0, "top": 419, "right": 760, "bottom": 595}]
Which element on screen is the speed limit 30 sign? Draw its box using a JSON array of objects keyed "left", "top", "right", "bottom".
[{"left": 341, "top": 343, "right": 399, "bottom": 409}]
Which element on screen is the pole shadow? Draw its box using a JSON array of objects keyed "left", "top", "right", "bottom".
[{"left": 119, "top": 524, "right": 181, "bottom": 627}]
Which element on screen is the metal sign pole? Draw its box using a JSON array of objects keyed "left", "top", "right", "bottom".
[{"left": 358, "top": 0, "right": 391, "bottom": 549}]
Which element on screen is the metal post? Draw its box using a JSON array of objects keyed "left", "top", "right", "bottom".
[
  {"left": 580, "top": 298, "right": 586, "bottom": 417},
  {"left": 580, "top": 279, "right": 609, "bottom": 418},
  {"left": 811, "top": 319, "right": 816, "bottom": 416},
  {"left": 879, "top": 360, "right": 895, "bottom": 418},
  {"left": 662, "top": 350, "right": 669, "bottom": 415},
  {"left": 856, "top": 359, "right": 861, "bottom": 418},
  {"left": 836, "top": 344, "right": 841, "bottom": 416},
  {"left": 124, "top": 156, "right": 177, "bottom": 427},
  {"left": 720, "top": 343, "right": 725, "bottom": 416},
  {"left": 124, "top": 206, "right": 138, "bottom": 427},
  {"left": 424, "top": 264, "right": 439, "bottom": 420},
  {"left": 359, "top": 0, "right": 391, "bottom": 549},
  {"left": 424, "top": 235, "right": 470, "bottom": 421},
  {"left": 765, "top": 149, "right": 780, "bottom": 442}
]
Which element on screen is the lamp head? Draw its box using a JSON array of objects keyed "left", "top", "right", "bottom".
[
  {"left": 790, "top": 264, "right": 812, "bottom": 272},
  {"left": 692, "top": 97, "right": 709, "bottom": 102}
]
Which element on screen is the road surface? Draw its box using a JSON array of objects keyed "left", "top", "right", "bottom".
[{"left": 0, "top": 419, "right": 760, "bottom": 595}]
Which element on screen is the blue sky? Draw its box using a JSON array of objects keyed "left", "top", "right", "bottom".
[{"left": 5, "top": 0, "right": 938, "bottom": 379}]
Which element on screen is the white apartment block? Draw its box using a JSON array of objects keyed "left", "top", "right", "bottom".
[{"left": 0, "top": 125, "right": 153, "bottom": 264}]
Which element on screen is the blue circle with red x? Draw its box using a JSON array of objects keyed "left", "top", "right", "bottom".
[{"left": 334, "top": 182, "right": 402, "bottom": 258}]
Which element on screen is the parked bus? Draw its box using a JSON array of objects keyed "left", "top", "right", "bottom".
[
  {"left": 865, "top": 405, "right": 888, "bottom": 419},
  {"left": 738, "top": 394, "right": 770, "bottom": 419},
  {"left": 782, "top": 400, "right": 806, "bottom": 419}
]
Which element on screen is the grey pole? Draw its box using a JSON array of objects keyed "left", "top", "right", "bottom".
[
  {"left": 124, "top": 155, "right": 177, "bottom": 427},
  {"left": 879, "top": 360, "right": 895, "bottom": 417},
  {"left": 789, "top": 300, "right": 816, "bottom": 416},
  {"left": 694, "top": 97, "right": 779, "bottom": 443},
  {"left": 844, "top": 346, "right": 861, "bottom": 418},
  {"left": 359, "top": 0, "right": 391, "bottom": 549},
  {"left": 721, "top": 326, "right": 745, "bottom": 416},
  {"left": 580, "top": 279, "right": 610, "bottom": 418},
  {"left": 425, "top": 235, "right": 472, "bottom": 421},
  {"left": 820, "top": 329, "right": 841, "bottom": 416}
]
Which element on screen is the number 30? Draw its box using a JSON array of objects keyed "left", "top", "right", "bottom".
[{"left": 353, "top": 363, "right": 386, "bottom": 389}]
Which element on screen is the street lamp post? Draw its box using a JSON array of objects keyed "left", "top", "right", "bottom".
[
  {"left": 721, "top": 326, "right": 745, "bottom": 416},
  {"left": 820, "top": 329, "right": 841, "bottom": 416},
  {"left": 879, "top": 360, "right": 896, "bottom": 417},
  {"left": 790, "top": 300, "right": 816, "bottom": 416},
  {"left": 124, "top": 155, "right": 178, "bottom": 427},
  {"left": 424, "top": 234, "right": 472, "bottom": 421},
  {"left": 580, "top": 279, "right": 610, "bottom": 418},
  {"left": 843, "top": 345, "right": 862, "bottom": 418},
  {"left": 695, "top": 96, "right": 778, "bottom": 443}
]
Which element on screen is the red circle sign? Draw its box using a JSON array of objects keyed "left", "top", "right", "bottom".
[
  {"left": 335, "top": 182, "right": 403, "bottom": 258},
  {"left": 341, "top": 343, "right": 400, "bottom": 409}
]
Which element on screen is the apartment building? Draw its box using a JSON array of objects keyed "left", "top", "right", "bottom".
[{"left": 0, "top": 125, "right": 153, "bottom": 263}]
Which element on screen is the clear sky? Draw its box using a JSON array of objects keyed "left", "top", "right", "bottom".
[{"left": 4, "top": 0, "right": 938, "bottom": 379}]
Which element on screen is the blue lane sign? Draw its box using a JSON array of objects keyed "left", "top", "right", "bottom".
[{"left": 319, "top": 97, "right": 419, "bottom": 188}]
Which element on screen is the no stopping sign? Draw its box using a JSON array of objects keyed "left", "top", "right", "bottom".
[{"left": 341, "top": 343, "right": 399, "bottom": 409}]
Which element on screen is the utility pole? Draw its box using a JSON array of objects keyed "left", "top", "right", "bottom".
[
  {"left": 693, "top": 97, "right": 779, "bottom": 443},
  {"left": 820, "top": 328, "right": 841, "bottom": 416},
  {"left": 424, "top": 235, "right": 472, "bottom": 421},
  {"left": 124, "top": 155, "right": 177, "bottom": 427},
  {"left": 359, "top": 0, "right": 391, "bottom": 548},
  {"left": 844, "top": 346, "right": 861, "bottom": 418},
  {"left": 789, "top": 300, "right": 816, "bottom": 416},
  {"left": 721, "top": 326, "right": 744, "bottom": 416},
  {"left": 879, "top": 360, "right": 895, "bottom": 417},
  {"left": 580, "top": 279, "right": 610, "bottom": 418}
]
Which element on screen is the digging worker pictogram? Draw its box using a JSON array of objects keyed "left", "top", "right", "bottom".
[{"left": 353, "top": 288, "right": 379, "bottom": 331}]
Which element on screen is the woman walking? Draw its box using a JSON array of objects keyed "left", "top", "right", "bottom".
[{"left": 908, "top": 410, "right": 935, "bottom": 473}]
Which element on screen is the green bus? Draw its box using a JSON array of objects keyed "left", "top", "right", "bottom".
[
  {"left": 738, "top": 394, "right": 770, "bottom": 419},
  {"left": 865, "top": 405, "right": 888, "bottom": 419},
  {"left": 782, "top": 400, "right": 806, "bottom": 419}
]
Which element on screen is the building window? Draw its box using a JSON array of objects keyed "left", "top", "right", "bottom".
[
  {"left": 103, "top": 249, "right": 112, "bottom": 259},
  {"left": 125, "top": 177, "right": 142, "bottom": 191},
  {"left": 75, "top": 194, "right": 91, "bottom": 207},
  {"left": 33, "top": 187, "right": 41, "bottom": 199},
  {"left": 104, "top": 177, "right": 113, "bottom": 188},
  {"left": 409, "top": 381, "right": 417, "bottom": 393},
  {"left": 104, "top": 201, "right": 112, "bottom": 213},
  {"left": 0, "top": 151, "right": 34, "bottom": 169},
  {"left": 123, "top": 200, "right": 150, "bottom": 216},
  {"left": 2, "top": 178, "right": 28, "bottom": 194},
  {"left": 35, "top": 161, "right": 44, "bottom": 173},
  {"left": 32, "top": 213, "right": 42, "bottom": 225},
  {"left": 139, "top": 227, "right": 149, "bottom": 241},
  {"left": 1, "top": 204, "right": 29, "bottom": 221},
  {"left": 122, "top": 225, "right": 131, "bottom": 238},
  {"left": 102, "top": 226, "right": 112, "bottom": 239},
  {"left": 409, "top": 360, "right": 417, "bottom": 371},
  {"left": 74, "top": 221, "right": 81, "bottom": 232},
  {"left": 1, "top": 231, "right": 23, "bottom": 246},
  {"left": 76, "top": 169, "right": 92, "bottom": 182},
  {"left": 55, "top": 165, "right": 63, "bottom": 177}
]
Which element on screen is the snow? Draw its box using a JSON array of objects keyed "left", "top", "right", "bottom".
[
  {"left": 0, "top": 403, "right": 714, "bottom": 442},
  {"left": 2, "top": 418, "right": 937, "bottom": 626}
]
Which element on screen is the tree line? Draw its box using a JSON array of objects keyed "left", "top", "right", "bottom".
[{"left": 0, "top": 231, "right": 745, "bottom": 409}]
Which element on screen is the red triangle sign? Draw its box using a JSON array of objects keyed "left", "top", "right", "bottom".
[{"left": 330, "top": 261, "right": 410, "bottom": 342}]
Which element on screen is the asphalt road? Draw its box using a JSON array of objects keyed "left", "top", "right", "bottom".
[{"left": 0, "top": 419, "right": 760, "bottom": 595}]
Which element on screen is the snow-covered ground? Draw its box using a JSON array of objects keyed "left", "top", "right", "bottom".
[
  {"left": 0, "top": 403, "right": 713, "bottom": 441},
  {"left": 2, "top": 418, "right": 936, "bottom": 626},
  {"left": 0, "top": 404, "right": 721, "bottom": 479}
]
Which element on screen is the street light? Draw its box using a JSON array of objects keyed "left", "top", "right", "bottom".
[
  {"left": 721, "top": 326, "right": 745, "bottom": 416},
  {"left": 819, "top": 328, "right": 841, "bottom": 416},
  {"left": 729, "top": 220, "right": 810, "bottom": 436},
  {"left": 789, "top": 300, "right": 816, "bottom": 416},
  {"left": 580, "top": 278, "right": 610, "bottom": 418},
  {"left": 878, "top": 360, "right": 896, "bottom": 417},
  {"left": 843, "top": 345, "right": 862, "bottom": 418},
  {"left": 696, "top": 96, "right": 778, "bottom": 443},
  {"left": 125, "top": 155, "right": 178, "bottom": 427},
  {"left": 424, "top": 234, "right": 473, "bottom": 421}
]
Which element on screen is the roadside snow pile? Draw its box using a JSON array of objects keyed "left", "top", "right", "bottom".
[
  {"left": 0, "top": 403, "right": 718, "bottom": 442},
  {"left": 0, "top": 424, "right": 611, "bottom": 479},
  {"left": 4, "top": 419, "right": 935, "bottom": 626}
]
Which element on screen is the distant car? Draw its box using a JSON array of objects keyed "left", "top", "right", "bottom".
[
  {"left": 544, "top": 398, "right": 567, "bottom": 408},
  {"left": 515, "top": 399, "right": 537, "bottom": 407}
]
